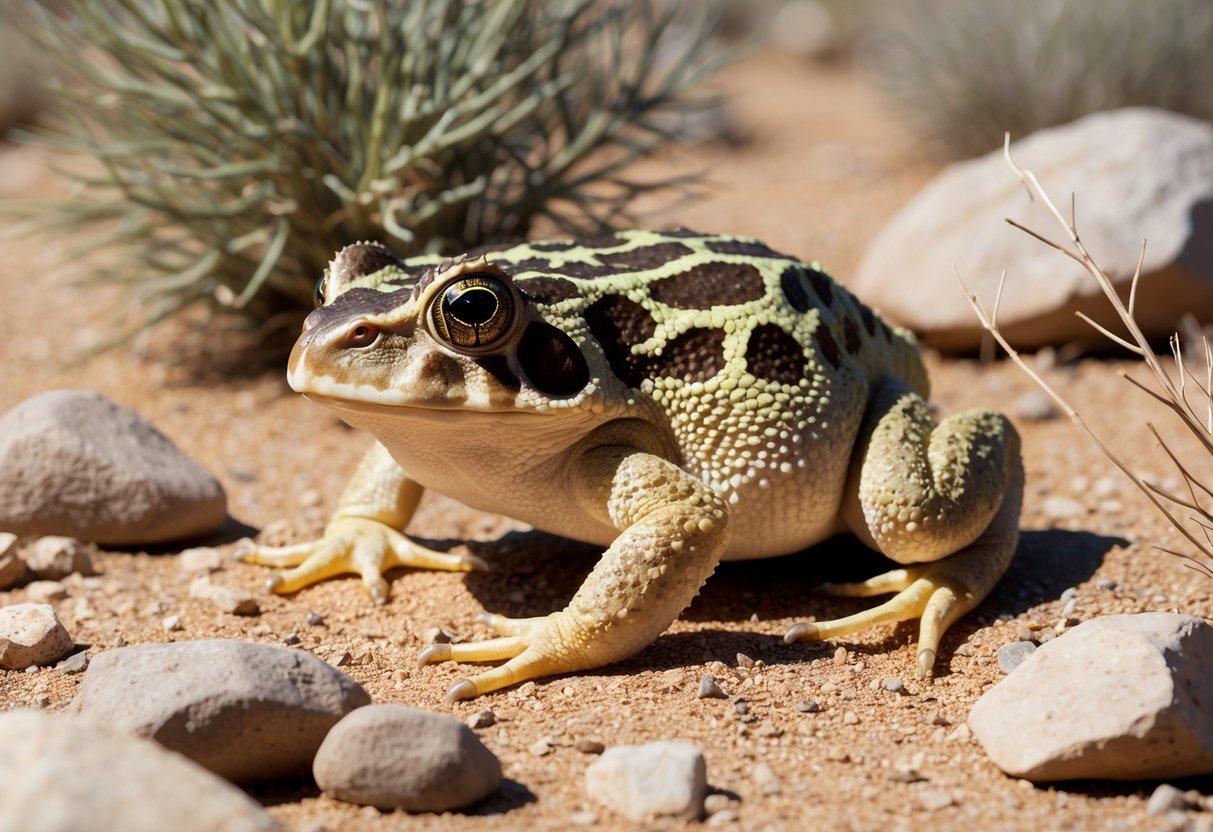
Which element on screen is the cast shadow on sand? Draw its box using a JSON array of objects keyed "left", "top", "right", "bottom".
[{"left": 445, "top": 525, "right": 1122, "bottom": 673}]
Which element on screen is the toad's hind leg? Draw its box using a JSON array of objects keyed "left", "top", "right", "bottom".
[{"left": 786, "top": 377, "right": 1023, "bottom": 676}]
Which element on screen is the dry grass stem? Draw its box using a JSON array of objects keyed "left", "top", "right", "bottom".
[{"left": 957, "top": 134, "right": 1213, "bottom": 578}]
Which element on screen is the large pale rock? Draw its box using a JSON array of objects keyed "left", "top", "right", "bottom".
[
  {"left": 584, "top": 741, "right": 707, "bottom": 821},
  {"left": 854, "top": 108, "right": 1213, "bottom": 352},
  {"left": 74, "top": 640, "right": 370, "bottom": 783},
  {"left": 969, "top": 613, "right": 1213, "bottom": 781},
  {"left": 313, "top": 704, "right": 502, "bottom": 811},
  {"left": 0, "top": 710, "right": 281, "bottom": 832},
  {"left": 0, "top": 390, "right": 226, "bottom": 545},
  {"left": 0, "top": 603, "right": 73, "bottom": 670}
]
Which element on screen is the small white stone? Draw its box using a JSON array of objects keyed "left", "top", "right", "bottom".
[
  {"left": 0, "top": 603, "right": 73, "bottom": 670},
  {"left": 162, "top": 615, "right": 182, "bottom": 632},
  {"left": 585, "top": 741, "right": 707, "bottom": 822},
  {"left": 179, "top": 547, "right": 225, "bottom": 574}
]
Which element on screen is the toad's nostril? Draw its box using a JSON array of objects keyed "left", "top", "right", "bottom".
[{"left": 344, "top": 322, "right": 380, "bottom": 348}]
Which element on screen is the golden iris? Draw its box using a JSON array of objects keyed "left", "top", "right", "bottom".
[{"left": 432, "top": 275, "right": 514, "bottom": 349}]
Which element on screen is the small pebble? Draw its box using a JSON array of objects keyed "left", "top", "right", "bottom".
[
  {"left": 1043, "top": 496, "right": 1085, "bottom": 521},
  {"left": 698, "top": 674, "right": 729, "bottom": 700},
  {"left": 25, "top": 580, "right": 68, "bottom": 603},
  {"left": 529, "top": 737, "right": 555, "bottom": 757},
  {"left": 467, "top": 709, "right": 497, "bottom": 730},
  {"left": 703, "top": 793, "right": 732, "bottom": 816},
  {"left": 1095, "top": 578, "right": 1118, "bottom": 591},
  {"left": 796, "top": 700, "right": 821, "bottom": 714},
  {"left": 1146, "top": 783, "right": 1193, "bottom": 816},
  {"left": 54, "top": 650, "right": 89, "bottom": 675},
  {"left": 23, "top": 536, "right": 96, "bottom": 580},
  {"left": 282, "top": 633, "right": 301, "bottom": 646},
  {"left": 569, "top": 811, "right": 598, "bottom": 826},
  {"left": 888, "top": 766, "right": 926, "bottom": 783},
  {"left": 997, "top": 641, "right": 1037, "bottom": 674},
  {"left": 735, "top": 652, "right": 755, "bottom": 670},
  {"left": 842, "top": 711, "right": 859, "bottom": 725},
  {"left": 833, "top": 646, "right": 848, "bottom": 665},
  {"left": 162, "top": 614, "right": 182, "bottom": 632},
  {"left": 575, "top": 739, "right": 606, "bottom": 755},
  {"left": 883, "top": 677, "right": 904, "bottom": 692},
  {"left": 734, "top": 699, "right": 749, "bottom": 717},
  {"left": 1012, "top": 391, "right": 1057, "bottom": 422},
  {"left": 178, "top": 546, "right": 224, "bottom": 574},
  {"left": 751, "top": 761, "right": 782, "bottom": 795},
  {"left": 918, "top": 788, "right": 956, "bottom": 811},
  {"left": 306, "top": 611, "right": 325, "bottom": 626},
  {"left": 926, "top": 710, "right": 949, "bottom": 726}
]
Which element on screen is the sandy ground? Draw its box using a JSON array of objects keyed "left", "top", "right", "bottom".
[{"left": 3, "top": 53, "right": 1213, "bottom": 832}]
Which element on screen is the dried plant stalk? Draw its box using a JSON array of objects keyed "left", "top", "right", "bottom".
[{"left": 958, "top": 134, "right": 1213, "bottom": 578}]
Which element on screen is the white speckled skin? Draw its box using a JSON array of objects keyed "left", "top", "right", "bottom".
[{"left": 238, "top": 230, "right": 1022, "bottom": 699}]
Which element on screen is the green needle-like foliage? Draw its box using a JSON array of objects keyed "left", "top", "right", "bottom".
[{"left": 10, "top": 0, "right": 728, "bottom": 357}]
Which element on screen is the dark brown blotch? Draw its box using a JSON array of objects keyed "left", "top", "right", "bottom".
[
  {"left": 859, "top": 304, "right": 877, "bottom": 336},
  {"left": 654, "top": 328, "right": 727, "bottom": 383},
  {"left": 650, "top": 262, "right": 766, "bottom": 309},
  {"left": 598, "top": 242, "right": 693, "bottom": 271},
  {"left": 662, "top": 227, "right": 711, "bottom": 238},
  {"left": 807, "top": 268, "right": 834, "bottom": 307},
  {"left": 706, "top": 239, "right": 787, "bottom": 258},
  {"left": 529, "top": 240, "right": 575, "bottom": 252},
  {"left": 584, "top": 294, "right": 659, "bottom": 388},
  {"left": 746, "top": 323, "right": 807, "bottom": 384},
  {"left": 409, "top": 267, "right": 439, "bottom": 300},
  {"left": 813, "top": 324, "right": 841, "bottom": 370},
  {"left": 780, "top": 266, "right": 812, "bottom": 313},
  {"left": 517, "top": 321, "right": 590, "bottom": 397},
  {"left": 465, "top": 239, "right": 524, "bottom": 259},
  {"left": 306, "top": 287, "right": 410, "bottom": 329},
  {"left": 574, "top": 233, "right": 623, "bottom": 249},
  {"left": 517, "top": 276, "right": 580, "bottom": 304},
  {"left": 475, "top": 354, "right": 521, "bottom": 390},
  {"left": 842, "top": 316, "right": 862, "bottom": 355},
  {"left": 508, "top": 257, "right": 617, "bottom": 280}
]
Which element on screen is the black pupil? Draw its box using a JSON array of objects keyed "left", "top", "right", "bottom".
[{"left": 446, "top": 286, "right": 498, "bottom": 325}]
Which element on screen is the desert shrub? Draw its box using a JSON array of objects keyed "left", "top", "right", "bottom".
[
  {"left": 867, "top": 0, "right": 1213, "bottom": 159},
  {"left": 9, "top": 0, "right": 727, "bottom": 358}
]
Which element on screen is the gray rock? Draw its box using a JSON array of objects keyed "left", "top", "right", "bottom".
[
  {"left": 0, "top": 710, "right": 281, "bottom": 832},
  {"left": 996, "top": 641, "right": 1037, "bottom": 674},
  {"left": 0, "top": 531, "right": 26, "bottom": 590},
  {"left": 697, "top": 673, "right": 729, "bottom": 700},
  {"left": 1146, "top": 783, "right": 1195, "bottom": 816},
  {"left": 54, "top": 650, "right": 89, "bottom": 675},
  {"left": 0, "top": 603, "right": 74, "bottom": 670},
  {"left": 969, "top": 613, "right": 1213, "bottom": 780},
  {"left": 22, "top": 536, "right": 95, "bottom": 580},
  {"left": 854, "top": 108, "right": 1213, "bottom": 352},
  {"left": 313, "top": 704, "right": 502, "bottom": 811},
  {"left": 585, "top": 741, "right": 707, "bottom": 822},
  {"left": 74, "top": 639, "right": 370, "bottom": 783},
  {"left": 0, "top": 390, "right": 226, "bottom": 545}
]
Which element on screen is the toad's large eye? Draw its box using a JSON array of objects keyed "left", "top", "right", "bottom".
[
  {"left": 431, "top": 274, "right": 515, "bottom": 350},
  {"left": 313, "top": 276, "right": 327, "bottom": 308}
]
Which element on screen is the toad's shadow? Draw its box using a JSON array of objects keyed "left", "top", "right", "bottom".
[
  {"left": 439, "top": 527, "right": 1120, "bottom": 676},
  {"left": 452, "top": 526, "right": 1120, "bottom": 628}
]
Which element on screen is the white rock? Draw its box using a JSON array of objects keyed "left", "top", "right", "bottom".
[
  {"left": 854, "top": 108, "right": 1213, "bottom": 352},
  {"left": 0, "top": 390, "right": 227, "bottom": 544},
  {"left": 0, "top": 603, "right": 73, "bottom": 670},
  {"left": 969, "top": 613, "right": 1213, "bottom": 780},
  {"left": 0, "top": 531, "right": 27, "bottom": 590},
  {"left": 585, "top": 741, "right": 707, "bottom": 821},
  {"left": 22, "top": 536, "right": 95, "bottom": 580},
  {"left": 74, "top": 640, "right": 370, "bottom": 783},
  {"left": 313, "top": 704, "right": 501, "bottom": 811},
  {"left": 0, "top": 710, "right": 281, "bottom": 832}
]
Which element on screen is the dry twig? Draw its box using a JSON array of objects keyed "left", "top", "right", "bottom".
[{"left": 957, "top": 134, "right": 1213, "bottom": 578}]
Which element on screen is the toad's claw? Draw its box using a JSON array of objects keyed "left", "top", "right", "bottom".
[
  {"left": 446, "top": 680, "right": 478, "bottom": 703},
  {"left": 236, "top": 517, "right": 484, "bottom": 603}
]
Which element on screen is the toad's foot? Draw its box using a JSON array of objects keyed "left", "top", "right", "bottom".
[
  {"left": 418, "top": 611, "right": 600, "bottom": 703},
  {"left": 786, "top": 456, "right": 1024, "bottom": 677},
  {"left": 233, "top": 517, "right": 485, "bottom": 604}
]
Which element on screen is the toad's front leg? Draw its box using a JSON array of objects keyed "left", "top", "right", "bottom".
[{"left": 419, "top": 446, "right": 731, "bottom": 701}]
